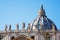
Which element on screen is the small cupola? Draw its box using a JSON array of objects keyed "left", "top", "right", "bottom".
[{"left": 38, "top": 4, "right": 46, "bottom": 17}]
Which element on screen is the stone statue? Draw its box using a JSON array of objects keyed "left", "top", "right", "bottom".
[
  {"left": 9, "top": 24, "right": 11, "bottom": 30},
  {"left": 52, "top": 23, "right": 55, "bottom": 31},
  {"left": 16, "top": 24, "right": 19, "bottom": 30},
  {"left": 4, "top": 25, "right": 7, "bottom": 31},
  {"left": 28, "top": 23, "right": 30, "bottom": 29},
  {"left": 22, "top": 22, "right": 25, "bottom": 29}
]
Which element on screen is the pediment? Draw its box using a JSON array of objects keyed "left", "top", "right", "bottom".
[{"left": 13, "top": 35, "right": 33, "bottom": 40}]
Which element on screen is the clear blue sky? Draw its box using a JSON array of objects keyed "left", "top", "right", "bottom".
[{"left": 0, "top": 0, "right": 60, "bottom": 30}]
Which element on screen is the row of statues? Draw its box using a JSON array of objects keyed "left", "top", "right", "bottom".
[
  {"left": 4, "top": 22, "right": 56, "bottom": 31},
  {"left": 4, "top": 25, "right": 11, "bottom": 31},
  {"left": 4, "top": 22, "right": 25, "bottom": 31}
]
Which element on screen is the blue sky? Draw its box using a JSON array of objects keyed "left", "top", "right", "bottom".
[{"left": 0, "top": 0, "right": 60, "bottom": 30}]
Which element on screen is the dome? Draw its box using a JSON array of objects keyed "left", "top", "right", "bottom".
[{"left": 27, "top": 4, "right": 57, "bottom": 31}]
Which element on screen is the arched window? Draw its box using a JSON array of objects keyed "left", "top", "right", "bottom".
[
  {"left": 45, "top": 33, "right": 51, "bottom": 40},
  {"left": 31, "top": 36, "right": 34, "bottom": 40},
  {"left": 11, "top": 36, "right": 14, "bottom": 40}
]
